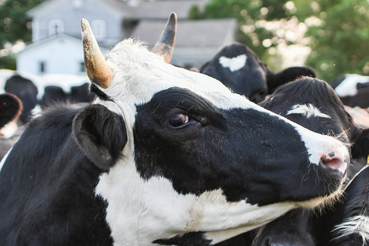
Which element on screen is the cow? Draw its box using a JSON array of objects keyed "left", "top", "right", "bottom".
[
  {"left": 266, "top": 66, "right": 317, "bottom": 94},
  {"left": 326, "top": 165, "right": 369, "bottom": 246},
  {"left": 0, "top": 70, "right": 95, "bottom": 123},
  {"left": 38, "top": 73, "right": 95, "bottom": 109},
  {"left": 0, "top": 13, "right": 352, "bottom": 246},
  {"left": 231, "top": 77, "right": 369, "bottom": 246},
  {"left": 0, "top": 93, "right": 22, "bottom": 130},
  {"left": 3, "top": 74, "right": 38, "bottom": 123},
  {"left": 0, "top": 93, "right": 23, "bottom": 160},
  {"left": 331, "top": 73, "right": 369, "bottom": 108},
  {"left": 199, "top": 43, "right": 317, "bottom": 103}
]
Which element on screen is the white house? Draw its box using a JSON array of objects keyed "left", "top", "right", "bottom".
[{"left": 16, "top": 0, "right": 237, "bottom": 75}]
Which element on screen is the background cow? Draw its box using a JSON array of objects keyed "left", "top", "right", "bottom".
[
  {"left": 324, "top": 165, "right": 369, "bottom": 246},
  {"left": 266, "top": 65, "right": 317, "bottom": 94},
  {"left": 244, "top": 77, "right": 369, "bottom": 246},
  {"left": 0, "top": 93, "right": 23, "bottom": 160},
  {"left": 331, "top": 73, "right": 369, "bottom": 108},
  {"left": 0, "top": 93, "right": 22, "bottom": 129},
  {"left": 0, "top": 14, "right": 352, "bottom": 246},
  {"left": 199, "top": 42, "right": 317, "bottom": 103},
  {"left": 0, "top": 69, "right": 95, "bottom": 124},
  {"left": 3, "top": 73, "right": 38, "bottom": 123}
]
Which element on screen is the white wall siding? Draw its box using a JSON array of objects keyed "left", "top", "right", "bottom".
[{"left": 17, "top": 36, "right": 85, "bottom": 76}]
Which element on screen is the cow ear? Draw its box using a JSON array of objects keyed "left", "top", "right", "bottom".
[
  {"left": 73, "top": 104, "right": 127, "bottom": 170},
  {"left": 0, "top": 93, "right": 22, "bottom": 129},
  {"left": 351, "top": 128, "right": 369, "bottom": 159}
]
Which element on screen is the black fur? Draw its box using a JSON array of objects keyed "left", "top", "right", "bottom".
[
  {"left": 0, "top": 104, "right": 115, "bottom": 245},
  {"left": 5, "top": 75, "right": 38, "bottom": 123},
  {"left": 90, "top": 84, "right": 112, "bottom": 101},
  {"left": 73, "top": 104, "right": 127, "bottom": 170},
  {"left": 153, "top": 232, "right": 212, "bottom": 246},
  {"left": 0, "top": 93, "right": 22, "bottom": 129}
]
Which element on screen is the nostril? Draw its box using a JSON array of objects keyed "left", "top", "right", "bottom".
[{"left": 321, "top": 151, "right": 347, "bottom": 174}]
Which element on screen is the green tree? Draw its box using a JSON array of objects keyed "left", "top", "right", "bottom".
[
  {"left": 192, "top": 0, "right": 369, "bottom": 82},
  {"left": 0, "top": 0, "right": 44, "bottom": 68},
  {"left": 192, "top": 0, "right": 311, "bottom": 70},
  {"left": 304, "top": 0, "right": 369, "bottom": 82},
  {"left": 0, "top": 0, "right": 44, "bottom": 49}
]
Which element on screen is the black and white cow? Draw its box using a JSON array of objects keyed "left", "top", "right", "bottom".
[
  {"left": 0, "top": 70, "right": 95, "bottom": 123},
  {"left": 38, "top": 73, "right": 95, "bottom": 108},
  {"left": 0, "top": 93, "right": 23, "bottom": 160},
  {"left": 331, "top": 73, "right": 369, "bottom": 108},
  {"left": 200, "top": 43, "right": 268, "bottom": 103},
  {"left": 239, "top": 77, "right": 369, "bottom": 246},
  {"left": 199, "top": 43, "right": 317, "bottom": 103},
  {"left": 0, "top": 93, "right": 22, "bottom": 130},
  {"left": 2, "top": 73, "right": 38, "bottom": 123},
  {"left": 327, "top": 165, "right": 369, "bottom": 246},
  {"left": 0, "top": 14, "right": 352, "bottom": 246},
  {"left": 266, "top": 66, "right": 317, "bottom": 94}
]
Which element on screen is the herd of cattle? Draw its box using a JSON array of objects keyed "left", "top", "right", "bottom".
[{"left": 0, "top": 12, "right": 369, "bottom": 246}]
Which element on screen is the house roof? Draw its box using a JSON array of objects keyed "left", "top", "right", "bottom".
[
  {"left": 131, "top": 18, "right": 237, "bottom": 47},
  {"left": 27, "top": 0, "right": 209, "bottom": 20},
  {"left": 121, "top": 0, "right": 209, "bottom": 20},
  {"left": 28, "top": 0, "right": 126, "bottom": 20}
]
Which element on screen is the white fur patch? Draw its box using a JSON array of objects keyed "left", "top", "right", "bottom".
[
  {"left": 287, "top": 104, "right": 331, "bottom": 119},
  {"left": 0, "top": 121, "right": 18, "bottom": 138},
  {"left": 335, "top": 74, "right": 369, "bottom": 97},
  {"left": 219, "top": 54, "right": 247, "bottom": 72},
  {"left": 333, "top": 215, "right": 369, "bottom": 245}
]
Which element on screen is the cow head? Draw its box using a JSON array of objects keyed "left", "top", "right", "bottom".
[
  {"left": 200, "top": 43, "right": 268, "bottom": 103},
  {"left": 259, "top": 77, "right": 369, "bottom": 179},
  {"left": 72, "top": 13, "right": 350, "bottom": 245}
]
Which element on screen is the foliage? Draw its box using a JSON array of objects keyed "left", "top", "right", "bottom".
[
  {"left": 197, "top": 0, "right": 369, "bottom": 82},
  {"left": 0, "top": 0, "right": 45, "bottom": 49},
  {"left": 0, "top": 55, "right": 16, "bottom": 70},
  {"left": 304, "top": 0, "right": 369, "bottom": 82}
]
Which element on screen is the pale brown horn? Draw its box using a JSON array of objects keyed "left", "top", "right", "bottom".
[
  {"left": 81, "top": 18, "right": 112, "bottom": 89},
  {"left": 152, "top": 12, "right": 177, "bottom": 64}
]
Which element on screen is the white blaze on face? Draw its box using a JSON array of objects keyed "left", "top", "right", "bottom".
[
  {"left": 219, "top": 54, "right": 247, "bottom": 72},
  {"left": 287, "top": 104, "right": 331, "bottom": 119},
  {"left": 335, "top": 74, "right": 369, "bottom": 97}
]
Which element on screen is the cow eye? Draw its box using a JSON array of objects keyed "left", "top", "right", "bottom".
[{"left": 168, "top": 113, "right": 190, "bottom": 128}]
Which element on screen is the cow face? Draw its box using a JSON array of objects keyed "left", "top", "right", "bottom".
[
  {"left": 260, "top": 78, "right": 352, "bottom": 141},
  {"left": 73, "top": 14, "right": 350, "bottom": 245},
  {"left": 259, "top": 77, "right": 369, "bottom": 179}
]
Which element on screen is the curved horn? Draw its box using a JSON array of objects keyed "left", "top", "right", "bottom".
[
  {"left": 152, "top": 12, "right": 177, "bottom": 64},
  {"left": 81, "top": 18, "right": 112, "bottom": 88}
]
